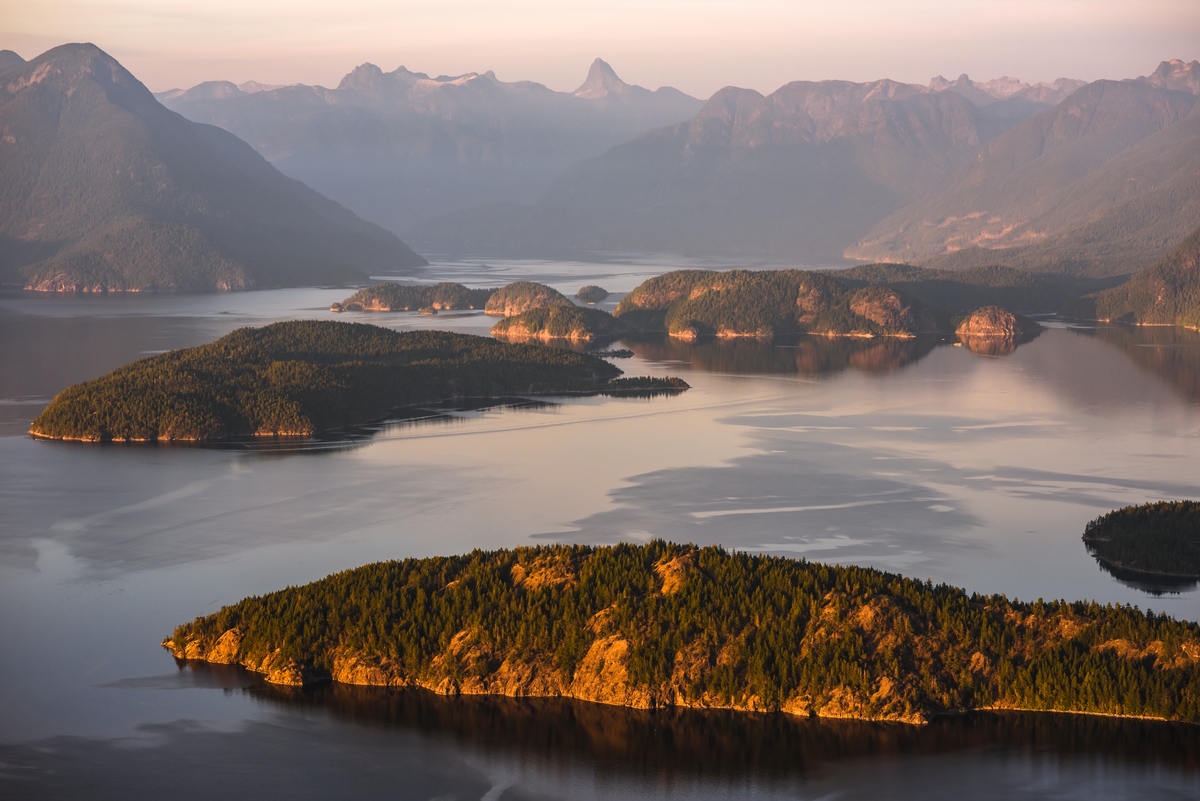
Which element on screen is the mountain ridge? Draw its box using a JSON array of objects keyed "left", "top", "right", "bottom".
[
  {"left": 158, "top": 57, "right": 704, "bottom": 234},
  {"left": 848, "top": 61, "right": 1200, "bottom": 277},
  {"left": 0, "top": 43, "right": 426, "bottom": 292},
  {"left": 409, "top": 76, "right": 998, "bottom": 258}
]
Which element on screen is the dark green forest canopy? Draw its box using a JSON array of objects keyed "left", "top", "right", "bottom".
[
  {"left": 333, "top": 282, "right": 495, "bottom": 311},
  {"left": 1072, "top": 225, "right": 1200, "bottom": 328},
  {"left": 492, "top": 305, "right": 628, "bottom": 339},
  {"left": 829, "top": 264, "right": 1068, "bottom": 314},
  {"left": 30, "top": 320, "right": 630, "bottom": 442},
  {"left": 614, "top": 269, "right": 944, "bottom": 337},
  {"left": 1083, "top": 501, "right": 1200, "bottom": 577},
  {"left": 172, "top": 542, "right": 1200, "bottom": 723}
]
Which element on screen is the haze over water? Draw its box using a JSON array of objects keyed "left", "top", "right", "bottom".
[{"left": 2, "top": 257, "right": 1199, "bottom": 798}]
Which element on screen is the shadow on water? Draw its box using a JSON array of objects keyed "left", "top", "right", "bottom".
[
  {"left": 4, "top": 660, "right": 1197, "bottom": 800},
  {"left": 1078, "top": 322, "right": 1200, "bottom": 404},
  {"left": 622, "top": 334, "right": 951, "bottom": 377},
  {"left": 226, "top": 668, "right": 1200, "bottom": 778},
  {"left": 1084, "top": 544, "right": 1200, "bottom": 597},
  {"left": 206, "top": 397, "right": 562, "bottom": 455}
]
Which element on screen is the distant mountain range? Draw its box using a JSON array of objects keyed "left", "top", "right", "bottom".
[
  {"left": 8, "top": 44, "right": 1197, "bottom": 292},
  {"left": 0, "top": 44, "right": 426, "bottom": 292},
  {"left": 408, "top": 77, "right": 1018, "bottom": 258},
  {"left": 408, "top": 59, "right": 1194, "bottom": 275},
  {"left": 928, "top": 73, "right": 1087, "bottom": 131},
  {"left": 157, "top": 58, "right": 704, "bottom": 236},
  {"left": 849, "top": 60, "right": 1200, "bottom": 277}
]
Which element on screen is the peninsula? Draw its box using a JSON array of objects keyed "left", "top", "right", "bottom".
[
  {"left": 166, "top": 542, "right": 1200, "bottom": 725},
  {"left": 30, "top": 321, "right": 683, "bottom": 442}
]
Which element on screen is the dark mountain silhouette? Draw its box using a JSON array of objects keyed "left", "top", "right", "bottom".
[
  {"left": 0, "top": 43, "right": 426, "bottom": 292},
  {"left": 0, "top": 50, "right": 25, "bottom": 71},
  {"left": 158, "top": 58, "right": 704, "bottom": 236},
  {"left": 1068, "top": 225, "right": 1200, "bottom": 326},
  {"left": 850, "top": 61, "right": 1200, "bottom": 278},
  {"left": 409, "top": 78, "right": 998, "bottom": 259}
]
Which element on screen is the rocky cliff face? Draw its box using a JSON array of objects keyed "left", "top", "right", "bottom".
[
  {"left": 954, "top": 306, "right": 1039, "bottom": 355},
  {"left": 955, "top": 306, "right": 1032, "bottom": 338},
  {"left": 846, "top": 287, "right": 940, "bottom": 336}
]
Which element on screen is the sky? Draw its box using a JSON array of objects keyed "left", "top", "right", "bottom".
[{"left": 1, "top": 0, "right": 1198, "bottom": 96}]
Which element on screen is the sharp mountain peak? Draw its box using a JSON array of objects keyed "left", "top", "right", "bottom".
[{"left": 574, "top": 57, "right": 632, "bottom": 99}]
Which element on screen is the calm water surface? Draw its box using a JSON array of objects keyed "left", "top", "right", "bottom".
[{"left": 1, "top": 258, "right": 1199, "bottom": 798}]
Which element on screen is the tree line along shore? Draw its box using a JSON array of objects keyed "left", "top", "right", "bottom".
[{"left": 165, "top": 541, "right": 1200, "bottom": 726}]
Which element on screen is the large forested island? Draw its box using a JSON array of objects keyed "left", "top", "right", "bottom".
[
  {"left": 166, "top": 542, "right": 1200, "bottom": 724},
  {"left": 29, "top": 320, "right": 680, "bottom": 442},
  {"left": 1083, "top": 502, "right": 1200, "bottom": 578},
  {"left": 615, "top": 270, "right": 945, "bottom": 339}
]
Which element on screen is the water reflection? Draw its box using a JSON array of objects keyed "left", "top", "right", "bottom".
[
  {"left": 254, "top": 677, "right": 1200, "bottom": 775},
  {"left": 208, "top": 398, "right": 561, "bottom": 455},
  {"left": 625, "top": 334, "right": 947, "bottom": 376},
  {"left": 13, "top": 659, "right": 1184, "bottom": 801},
  {"left": 59, "top": 659, "right": 1191, "bottom": 800},
  {"left": 1084, "top": 323, "right": 1200, "bottom": 404},
  {"left": 957, "top": 327, "right": 1042, "bottom": 357},
  {"left": 1084, "top": 544, "right": 1200, "bottom": 596}
]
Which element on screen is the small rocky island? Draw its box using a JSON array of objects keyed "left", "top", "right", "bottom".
[
  {"left": 576, "top": 285, "right": 610, "bottom": 303},
  {"left": 955, "top": 306, "right": 1041, "bottom": 355},
  {"left": 30, "top": 321, "right": 686, "bottom": 442},
  {"left": 955, "top": 306, "right": 1038, "bottom": 338},
  {"left": 614, "top": 270, "right": 944, "bottom": 339},
  {"left": 485, "top": 281, "right": 574, "bottom": 317},
  {"left": 492, "top": 306, "right": 628, "bottom": 342},
  {"left": 166, "top": 542, "right": 1200, "bottom": 724},
  {"left": 1083, "top": 501, "right": 1200, "bottom": 578}
]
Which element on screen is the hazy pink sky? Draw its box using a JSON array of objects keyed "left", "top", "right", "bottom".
[{"left": 2, "top": 0, "right": 1197, "bottom": 95}]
